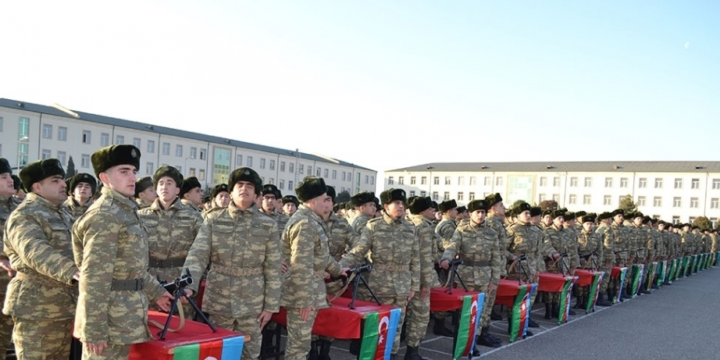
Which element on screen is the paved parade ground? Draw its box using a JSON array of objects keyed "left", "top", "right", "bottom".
[{"left": 286, "top": 267, "right": 720, "bottom": 359}]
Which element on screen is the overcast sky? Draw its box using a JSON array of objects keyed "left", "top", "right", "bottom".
[{"left": 2, "top": 1, "right": 718, "bottom": 178}]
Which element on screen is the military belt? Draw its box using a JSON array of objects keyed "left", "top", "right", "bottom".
[
  {"left": 211, "top": 264, "right": 263, "bottom": 277},
  {"left": 111, "top": 278, "right": 144, "bottom": 291},
  {"left": 373, "top": 264, "right": 410, "bottom": 272},
  {"left": 149, "top": 257, "right": 186, "bottom": 268},
  {"left": 15, "top": 271, "right": 68, "bottom": 288},
  {"left": 462, "top": 260, "right": 490, "bottom": 267}
]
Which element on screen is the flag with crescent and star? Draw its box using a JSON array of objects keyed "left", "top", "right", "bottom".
[
  {"left": 358, "top": 307, "right": 402, "bottom": 360},
  {"left": 452, "top": 292, "right": 485, "bottom": 359}
]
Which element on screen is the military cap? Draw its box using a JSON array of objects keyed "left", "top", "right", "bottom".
[
  {"left": 135, "top": 176, "right": 154, "bottom": 197},
  {"left": 666, "top": 222, "right": 674, "bottom": 228},
  {"left": 505, "top": 209, "right": 514, "bottom": 218},
  {"left": 512, "top": 202, "right": 532, "bottom": 214},
  {"left": 380, "top": 188, "right": 406, "bottom": 205},
  {"left": 551, "top": 209, "right": 565, "bottom": 219},
  {"left": 11, "top": 175, "right": 22, "bottom": 191},
  {"left": 228, "top": 167, "right": 263, "bottom": 195},
  {"left": 634, "top": 211, "right": 644, "bottom": 219},
  {"left": 642, "top": 216, "right": 652, "bottom": 224},
  {"left": 333, "top": 203, "right": 341, "bottom": 213},
  {"left": 559, "top": 207, "right": 568, "bottom": 213},
  {"left": 467, "top": 199, "right": 488, "bottom": 212},
  {"left": 408, "top": 196, "right": 433, "bottom": 214},
  {"left": 344, "top": 201, "right": 354, "bottom": 210},
  {"left": 262, "top": 184, "right": 281, "bottom": 198},
  {"left": 431, "top": 201, "right": 439, "bottom": 211},
  {"left": 211, "top": 183, "right": 230, "bottom": 199},
  {"left": 624, "top": 211, "right": 635, "bottom": 219},
  {"left": 152, "top": 165, "right": 183, "bottom": 189},
  {"left": 683, "top": 223, "right": 691, "bottom": 228},
  {"left": 282, "top": 195, "right": 299, "bottom": 207},
  {"left": 438, "top": 200, "right": 457, "bottom": 213},
  {"left": 611, "top": 209, "right": 624, "bottom": 217},
  {"left": 19, "top": 158, "right": 66, "bottom": 192},
  {"left": 203, "top": 195, "right": 211, "bottom": 203},
  {"left": 530, "top": 206, "right": 542, "bottom": 217},
  {"left": 456, "top": 206, "right": 467, "bottom": 214},
  {"left": 485, "top": 193, "right": 503, "bottom": 207},
  {"left": 657, "top": 220, "right": 666, "bottom": 225},
  {"left": 584, "top": 213, "right": 597, "bottom": 223},
  {"left": 691, "top": 225, "right": 699, "bottom": 230},
  {"left": 337, "top": 201, "right": 347, "bottom": 210},
  {"left": 180, "top": 176, "right": 202, "bottom": 197},
  {"left": 575, "top": 211, "right": 587, "bottom": 217},
  {"left": 68, "top": 173, "right": 97, "bottom": 195},
  {"left": 598, "top": 212, "right": 612, "bottom": 221},
  {"left": 295, "top": 176, "right": 328, "bottom": 202},
  {"left": 326, "top": 185, "right": 336, "bottom": 202},
  {"left": 0, "top": 158, "right": 11, "bottom": 175},
  {"left": 91, "top": 144, "right": 140, "bottom": 177},
  {"left": 564, "top": 212, "right": 576, "bottom": 221},
  {"left": 350, "top": 191, "right": 375, "bottom": 207},
  {"left": 542, "top": 209, "right": 553, "bottom": 217}
]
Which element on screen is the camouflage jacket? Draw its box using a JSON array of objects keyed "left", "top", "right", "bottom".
[
  {"left": 651, "top": 227, "right": 664, "bottom": 259},
  {"left": 408, "top": 214, "right": 440, "bottom": 288},
  {"left": 135, "top": 198, "right": 152, "bottom": 209},
  {"left": 486, "top": 213, "right": 511, "bottom": 276},
  {"left": 661, "top": 231, "right": 673, "bottom": 258},
  {"left": 506, "top": 221, "right": 544, "bottom": 277},
  {"left": 594, "top": 223, "right": 615, "bottom": 265},
  {"left": 184, "top": 201, "right": 281, "bottom": 316},
  {"left": 351, "top": 213, "right": 373, "bottom": 235},
  {"left": 543, "top": 224, "right": 578, "bottom": 274},
  {"left": 281, "top": 205, "right": 342, "bottom": 309},
  {"left": 180, "top": 199, "right": 201, "bottom": 212},
  {"left": 632, "top": 224, "right": 651, "bottom": 259},
  {"left": 442, "top": 219, "right": 502, "bottom": 286},
  {"left": 341, "top": 212, "right": 420, "bottom": 297},
  {"left": 435, "top": 217, "right": 457, "bottom": 250},
  {"left": 0, "top": 195, "right": 19, "bottom": 290},
  {"left": 261, "top": 208, "right": 290, "bottom": 234},
  {"left": 323, "top": 213, "right": 359, "bottom": 261},
  {"left": 64, "top": 198, "right": 94, "bottom": 221},
  {"left": 138, "top": 198, "right": 203, "bottom": 283},
  {"left": 611, "top": 222, "right": 635, "bottom": 264},
  {"left": 577, "top": 228, "right": 603, "bottom": 269},
  {"left": 680, "top": 231, "right": 693, "bottom": 255},
  {"left": 72, "top": 187, "right": 167, "bottom": 345},
  {"left": 3, "top": 193, "right": 78, "bottom": 320},
  {"left": 710, "top": 234, "right": 717, "bottom": 253}
]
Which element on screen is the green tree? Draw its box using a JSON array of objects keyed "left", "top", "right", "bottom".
[
  {"left": 692, "top": 216, "right": 713, "bottom": 231},
  {"left": 335, "top": 190, "right": 351, "bottom": 204},
  {"left": 539, "top": 200, "right": 558, "bottom": 212},
  {"left": 618, "top": 194, "right": 638, "bottom": 213},
  {"left": 66, "top": 156, "right": 77, "bottom": 178}
]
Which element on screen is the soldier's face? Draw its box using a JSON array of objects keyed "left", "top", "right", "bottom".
[
  {"left": 73, "top": 182, "right": 93, "bottom": 201},
  {"left": 658, "top": 224, "right": 665, "bottom": 231},
  {"left": 184, "top": 187, "right": 203, "bottom": 206},
  {"left": 434, "top": 211, "right": 442, "bottom": 220},
  {"left": 633, "top": 217, "right": 643, "bottom": 226},
  {"left": 101, "top": 165, "right": 138, "bottom": 198},
  {"left": 232, "top": 181, "right": 256, "bottom": 207},
  {"left": 583, "top": 221, "right": 593, "bottom": 232},
  {"left": 307, "top": 194, "right": 332, "bottom": 219},
  {"left": 138, "top": 186, "right": 157, "bottom": 202},
  {"left": 470, "top": 209, "right": 486, "bottom": 224},
  {"left": 446, "top": 208, "right": 458, "bottom": 218},
  {"left": 542, "top": 215, "right": 552, "bottom": 225},
  {"left": 360, "top": 202, "right": 376, "bottom": 217},
  {"left": 283, "top": 202, "right": 297, "bottom": 216},
  {"left": 262, "top": 194, "right": 277, "bottom": 212},
  {"left": 420, "top": 207, "right": 435, "bottom": 221},
  {"left": 157, "top": 176, "right": 180, "bottom": 203},
  {"left": 215, "top": 192, "right": 231, "bottom": 207},
  {"left": 0, "top": 173, "right": 13, "bottom": 198},
  {"left": 531, "top": 215, "right": 540, "bottom": 225},
  {"left": 33, "top": 175, "right": 68, "bottom": 206},
  {"left": 553, "top": 216, "right": 564, "bottom": 228},
  {"left": 384, "top": 200, "right": 405, "bottom": 219},
  {"left": 613, "top": 215, "right": 624, "bottom": 224},
  {"left": 516, "top": 210, "right": 531, "bottom": 223}
]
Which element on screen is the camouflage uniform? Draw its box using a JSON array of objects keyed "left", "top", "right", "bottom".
[
  {"left": 261, "top": 208, "right": 290, "bottom": 233},
  {"left": 576, "top": 227, "right": 603, "bottom": 297},
  {"left": 135, "top": 198, "right": 152, "bottom": 209},
  {"left": 183, "top": 201, "right": 281, "bottom": 360},
  {"left": 3, "top": 193, "right": 79, "bottom": 359},
  {"left": 341, "top": 212, "right": 420, "bottom": 356},
  {"left": 681, "top": 230, "right": 694, "bottom": 256},
  {"left": 180, "top": 198, "right": 201, "bottom": 212},
  {"left": 281, "top": 205, "right": 343, "bottom": 360},
  {"left": 486, "top": 213, "right": 510, "bottom": 277},
  {"left": 351, "top": 213, "right": 373, "bottom": 235},
  {"left": 543, "top": 224, "right": 578, "bottom": 303},
  {"left": 442, "top": 219, "right": 501, "bottom": 328},
  {"left": 0, "top": 194, "right": 17, "bottom": 357},
  {"left": 595, "top": 223, "right": 615, "bottom": 293},
  {"left": 73, "top": 187, "right": 168, "bottom": 359},
  {"left": 64, "top": 197, "right": 94, "bottom": 220},
  {"left": 507, "top": 221, "right": 544, "bottom": 281},
  {"left": 405, "top": 214, "right": 440, "bottom": 348},
  {"left": 322, "top": 213, "right": 359, "bottom": 295},
  {"left": 611, "top": 222, "right": 635, "bottom": 292}
]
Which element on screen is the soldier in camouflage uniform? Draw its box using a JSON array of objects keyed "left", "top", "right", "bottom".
[
  {"left": 404, "top": 196, "right": 441, "bottom": 360},
  {"left": 485, "top": 193, "right": 512, "bottom": 321},
  {"left": 73, "top": 145, "right": 173, "bottom": 360},
  {"left": 260, "top": 184, "right": 290, "bottom": 232},
  {"left": 540, "top": 210, "right": 553, "bottom": 230},
  {"left": 595, "top": 212, "right": 615, "bottom": 306},
  {"left": 0, "top": 159, "right": 18, "bottom": 357},
  {"left": 652, "top": 220, "right": 666, "bottom": 288},
  {"left": 639, "top": 216, "right": 656, "bottom": 293},
  {"left": 341, "top": 188, "right": 420, "bottom": 359},
  {"left": 179, "top": 176, "right": 204, "bottom": 212},
  {"left": 349, "top": 191, "right": 376, "bottom": 235},
  {"left": 455, "top": 206, "right": 468, "bottom": 221},
  {"left": 609, "top": 209, "right": 634, "bottom": 298},
  {"left": 627, "top": 213, "right": 650, "bottom": 295},
  {"left": 210, "top": 183, "right": 231, "bottom": 210},
  {"left": 575, "top": 213, "right": 602, "bottom": 308},
  {"left": 64, "top": 173, "right": 97, "bottom": 220},
  {"left": 442, "top": 199, "right": 504, "bottom": 349},
  {"left": 432, "top": 199, "right": 458, "bottom": 336},
  {"left": 281, "top": 195, "right": 299, "bottom": 217},
  {"left": 183, "top": 167, "right": 281, "bottom": 360},
  {"left": 3, "top": 159, "right": 79, "bottom": 360},
  {"left": 134, "top": 176, "right": 156, "bottom": 209},
  {"left": 281, "top": 176, "right": 347, "bottom": 360},
  {"left": 138, "top": 166, "right": 203, "bottom": 317},
  {"left": 542, "top": 210, "right": 578, "bottom": 318},
  {"left": 680, "top": 224, "right": 694, "bottom": 276}
]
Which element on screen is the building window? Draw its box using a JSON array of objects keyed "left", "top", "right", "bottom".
[
  {"left": 41, "top": 149, "right": 51, "bottom": 160},
  {"left": 539, "top": 194, "right": 546, "bottom": 202},
  {"left": 581, "top": 195, "right": 591, "bottom": 205},
  {"left": 638, "top": 178, "right": 647, "bottom": 188},
  {"left": 146, "top": 162, "right": 154, "bottom": 174},
  {"left": 247, "top": 156, "right": 253, "bottom": 167},
  {"left": 552, "top": 194, "right": 560, "bottom": 202},
  {"left": 483, "top": 176, "right": 490, "bottom": 186},
  {"left": 603, "top": 195, "right": 611, "bottom": 205},
  {"left": 638, "top": 196, "right": 646, "bottom": 206},
  {"left": 496, "top": 177, "right": 503, "bottom": 186},
  {"left": 711, "top": 198, "right": 719, "bottom": 209},
  {"left": 289, "top": 163, "right": 294, "bottom": 174},
  {"left": 692, "top": 178, "right": 700, "bottom": 189},
  {"left": 57, "top": 151, "right": 66, "bottom": 165},
  {"left": 689, "top": 217, "right": 696, "bottom": 224},
  {"left": 43, "top": 124, "right": 53, "bottom": 139},
  {"left": 713, "top": 179, "right": 720, "bottom": 190},
  {"left": 409, "top": 191, "right": 415, "bottom": 197},
  {"left": 399, "top": 176, "right": 405, "bottom": 185},
  {"left": 58, "top": 126, "right": 67, "bottom": 141},
  {"left": 0, "top": 117, "right": 3, "bottom": 131},
  {"left": 279, "top": 179, "right": 285, "bottom": 190},
  {"left": 420, "top": 191, "right": 426, "bottom": 197},
  {"left": 388, "top": 176, "right": 394, "bottom": 185},
  {"left": 260, "top": 158, "right": 266, "bottom": 169},
  {"left": 674, "top": 178, "right": 682, "bottom": 189},
  {"left": 655, "top": 178, "right": 663, "bottom": 188},
  {"left": 653, "top": 197, "right": 662, "bottom": 207},
  {"left": 212, "top": 148, "right": 231, "bottom": 185},
  {"left": 570, "top": 177, "right": 578, "bottom": 187},
  {"left": 432, "top": 192, "right": 439, "bottom": 201},
  {"left": 268, "top": 178, "right": 274, "bottom": 185},
  {"left": 605, "top": 177, "right": 613, "bottom": 188},
  {"left": 331, "top": 170, "right": 336, "bottom": 179},
  {"left": 298, "top": 164, "right": 303, "bottom": 174},
  {"left": 116, "top": 135, "right": 124, "bottom": 144},
  {"left": 712, "top": 218, "right": 718, "bottom": 228},
  {"left": 198, "top": 169, "right": 205, "bottom": 181},
  {"left": 540, "top": 177, "right": 547, "bottom": 187},
  {"left": 288, "top": 180, "right": 294, "bottom": 190},
  {"left": 190, "top": 147, "right": 197, "bottom": 159},
  {"left": 133, "top": 138, "right": 141, "bottom": 148},
  {"left": 176, "top": 166, "right": 182, "bottom": 173},
  {"left": 458, "top": 176, "right": 464, "bottom": 186},
  {"left": 365, "top": 175, "right": 369, "bottom": 184},
  {"left": 370, "top": 176, "right": 375, "bottom": 185},
  {"left": 161, "top": 142, "right": 170, "bottom": 155},
  {"left": 147, "top": 140, "right": 155, "bottom": 153},
  {"left": 690, "top": 197, "right": 699, "bottom": 208},
  {"left": 101, "top": 133, "right": 109, "bottom": 146},
  {"left": 271, "top": 160, "right": 276, "bottom": 171},
  {"left": 445, "top": 176, "right": 451, "bottom": 185},
  {"left": 553, "top": 177, "right": 560, "bottom": 187},
  {"left": 307, "top": 166, "right": 312, "bottom": 175},
  {"left": 199, "top": 149, "right": 206, "bottom": 160},
  {"left": 457, "top": 192, "right": 464, "bottom": 201},
  {"left": 469, "top": 176, "right": 476, "bottom": 185},
  {"left": 620, "top": 178, "right": 628, "bottom": 188},
  {"left": 19, "top": 117, "right": 30, "bottom": 140},
  {"left": 443, "top": 192, "right": 450, "bottom": 201},
  {"left": 175, "top": 145, "right": 183, "bottom": 157},
  {"left": 421, "top": 176, "right": 427, "bottom": 185},
  {"left": 280, "top": 161, "right": 286, "bottom": 172},
  {"left": 235, "top": 154, "right": 243, "bottom": 166},
  {"left": 469, "top": 192, "right": 475, "bottom": 200},
  {"left": 673, "top": 197, "right": 681, "bottom": 207},
  {"left": 434, "top": 177, "right": 440, "bottom": 185},
  {"left": 81, "top": 154, "right": 90, "bottom": 168},
  {"left": 569, "top": 194, "right": 577, "bottom": 204},
  {"left": 584, "top": 177, "right": 592, "bottom": 187},
  {"left": 189, "top": 168, "right": 196, "bottom": 176},
  {"left": 672, "top": 216, "right": 680, "bottom": 224}
]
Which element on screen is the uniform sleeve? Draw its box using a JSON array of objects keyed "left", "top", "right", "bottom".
[
  {"left": 440, "top": 228, "right": 461, "bottom": 262},
  {"left": 339, "top": 224, "right": 372, "bottom": 269},
  {"left": 183, "top": 221, "right": 212, "bottom": 294},
  {"left": 409, "top": 230, "right": 420, "bottom": 292},
  {"left": 628, "top": 228, "right": 638, "bottom": 257},
  {"left": 646, "top": 230, "right": 655, "bottom": 259},
  {"left": 568, "top": 234, "right": 579, "bottom": 270},
  {"left": 6, "top": 215, "right": 77, "bottom": 285},
  {"left": 262, "top": 223, "right": 282, "bottom": 313},
  {"left": 287, "top": 221, "right": 318, "bottom": 308},
  {"left": 542, "top": 230, "right": 559, "bottom": 258},
  {"left": 142, "top": 273, "right": 168, "bottom": 303},
  {"left": 418, "top": 226, "right": 434, "bottom": 288},
  {"left": 490, "top": 231, "right": 502, "bottom": 284},
  {"left": 344, "top": 224, "right": 360, "bottom": 251}
]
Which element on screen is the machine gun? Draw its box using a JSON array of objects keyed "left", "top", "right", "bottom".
[
  {"left": 444, "top": 259, "right": 468, "bottom": 294},
  {"left": 579, "top": 251, "right": 599, "bottom": 270},
  {"left": 156, "top": 269, "right": 216, "bottom": 340},
  {"left": 508, "top": 254, "right": 531, "bottom": 284},
  {"left": 344, "top": 264, "right": 381, "bottom": 309}
]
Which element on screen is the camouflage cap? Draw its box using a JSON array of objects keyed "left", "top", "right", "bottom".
[
  {"left": 350, "top": 191, "right": 375, "bottom": 207},
  {"left": 211, "top": 183, "right": 230, "bottom": 198},
  {"left": 228, "top": 167, "right": 263, "bottom": 195},
  {"left": 407, "top": 196, "right": 433, "bottom": 214},
  {"left": 19, "top": 158, "right": 66, "bottom": 192},
  {"left": 467, "top": 199, "right": 488, "bottom": 212},
  {"left": 380, "top": 188, "right": 406, "bottom": 205},
  {"left": 438, "top": 199, "right": 457, "bottom": 213},
  {"left": 152, "top": 165, "right": 183, "bottom": 189},
  {"left": 91, "top": 144, "right": 141, "bottom": 177},
  {"left": 180, "top": 176, "right": 202, "bottom": 197},
  {"left": 0, "top": 158, "right": 11, "bottom": 175},
  {"left": 68, "top": 173, "right": 97, "bottom": 194},
  {"left": 135, "top": 176, "right": 154, "bottom": 197},
  {"left": 295, "top": 176, "right": 327, "bottom": 202},
  {"left": 282, "top": 195, "right": 299, "bottom": 207}
]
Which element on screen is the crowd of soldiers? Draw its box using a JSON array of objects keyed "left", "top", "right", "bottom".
[{"left": 0, "top": 144, "right": 716, "bottom": 360}]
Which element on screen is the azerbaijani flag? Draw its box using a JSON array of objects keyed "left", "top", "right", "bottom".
[
  {"left": 630, "top": 264, "right": 644, "bottom": 297},
  {"left": 171, "top": 336, "right": 244, "bottom": 360},
  {"left": 645, "top": 262, "right": 657, "bottom": 292},
  {"left": 584, "top": 272, "right": 603, "bottom": 314},
  {"left": 508, "top": 284, "right": 531, "bottom": 343},
  {"left": 452, "top": 292, "right": 484, "bottom": 360},
  {"left": 358, "top": 307, "right": 402, "bottom": 360},
  {"left": 612, "top": 267, "right": 627, "bottom": 304},
  {"left": 557, "top": 276, "right": 576, "bottom": 324}
]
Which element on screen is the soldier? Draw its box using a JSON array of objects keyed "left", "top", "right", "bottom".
[
  {"left": 134, "top": 176, "right": 156, "bottom": 209},
  {"left": 64, "top": 173, "right": 97, "bottom": 220},
  {"left": 405, "top": 197, "right": 440, "bottom": 359},
  {"left": 575, "top": 213, "right": 602, "bottom": 309},
  {"left": 432, "top": 199, "right": 458, "bottom": 336},
  {"left": 0, "top": 159, "right": 16, "bottom": 357},
  {"left": 73, "top": 145, "right": 173, "bottom": 360},
  {"left": 485, "top": 193, "right": 512, "bottom": 320},
  {"left": 138, "top": 166, "right": 203, "bottom": 317},
  {"left": 281, "top": 177, "right": 347, "bottom": 360},
  {"left": 210, "top": 183, "right": 231, "bottom": 209},
  {"left": 455, "top": 206, "right": 468, "bottom": 221},
  {"left": 282, "top": 195, "right": 299, "bottom": 217},
  {"left": 11, "top": 174, "right": 26, "bottom": 202},
  {"left": 348, "top": 191, "right": 376, "bottom": 234},
  {"left": 441, "top": 199, "right": 503, "bottom": 350},
  {"left": 202, "top": 195, "right": 212, "bottom": 210},
  {"left": 179, "top": 176, "right": 204, "bottom": 212},
  {"left": 542, "top": 210, "right": 577, "bottom": 318},
  {"left": 341, "top": 188, "right": 420, "bottom": 360},
  {"left": 3, "top": 159, "right": 80, "bottom": 359},
  {"left": 183, "top": 167, "right": 281, "bottom": 360},
  {"left": 540, "top": 210, "right": 553, "bottom": 229},
  {"left": 651, "top": 219, "right": 666, "bottom": 288},
  {"left": 260, "top": 184, "right": 290, "bottom": 232},
  {"left": 609, "top": 209, "right": 634, "bottom": 299},
  {"left": 595, "top": 212, "right": 615, "bottom": 306}
]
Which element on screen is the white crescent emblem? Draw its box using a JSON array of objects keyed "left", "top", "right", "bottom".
[
  {"left": 379, "top": 315, "right": 390, "bottom": 332},
  {"left": 204, "top": 357, "right": 218, "bottom": 360},
  {"left": 470, "top": 300, "right": 478, "bottom": 324}
]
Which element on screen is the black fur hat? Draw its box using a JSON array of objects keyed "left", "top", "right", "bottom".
[
  {"left": 228, "top": 167, "right": 263, "bottom": 195},
  {"left": 408, "top": 196, "right": 433, "bottom": 214},
  {"left": 467, "top": 199, "right": 488, "bottom": 212},
  {"left": 180, "top": 176, "right": 201, "bottom": 197},
  {"left": 91, "top": 145, "right": 140, "bottom": 177},
  {"left": 153, "top": 165, "right": 184, "bottom": 189},
  {"left": 350, "top": 191, "right": 375, "bottom": 207},
  {"left": 485, "top": 193, "right": 503, "bottom": 207},
  {"left": 135, "top": 176, "right": 154, "bottom": 197},
  {"left": 68, "top": 173, "right": 97, "bottom": 195},
  {"left": 295, "top": 176, "right": 328, "bottom": 202},
  {"left": 438, "top": 200, "right": 457, "bottom": 213},
  {"left": 380, "top": 188, "right": 406, "bottom": 205},
  {"left": 19, "top": 158, "right": 66, "bottom": 192}
]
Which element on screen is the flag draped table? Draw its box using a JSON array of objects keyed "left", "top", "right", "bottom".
[
  {"left": 610, "top": 267, "right": 628, "bottom": 304},
  {"left": 495, "top": 279, "right": 534, "bottom": 342},
  {"left": 628, "top": 264, "right": 644, "bottom": 298},
  {"left": 430, "top": 288, "right": 485, "bottom": 359},
  {"left": 573, "top": 269, "right": 604, "bottom": 313},
  {"left": 656, "top": 260, "right": 667, "bottom": 287},
  {"left": 129, "top": 311, "right": 246, "bottom": 360},
  {"left": 538, "top": 273, "right": 578, "bottom": 324},
  {"left": 645, "top": 262, "right": 657, "bottom": 292}
]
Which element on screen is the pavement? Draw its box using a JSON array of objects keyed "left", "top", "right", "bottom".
[{"left": 271, "top": 265, "right": 720, "bottom": 359}]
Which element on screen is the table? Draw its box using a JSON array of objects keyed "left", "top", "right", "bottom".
[
  {"left": 573, "top": 269, "right": 604, "bottom": 313},
  {"left": 609, "top": 266, "right": 628, "bottom": 303},
  {"left": 495, "top": 279, "right": 535, "bottom": 342},
  {"left": 430, "top": 287, "right": 485, "bottom": 359},
  {"left": 538, "top": 273, "right": 578, "bottom": 324}
]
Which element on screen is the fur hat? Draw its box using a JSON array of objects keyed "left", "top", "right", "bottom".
[
  {"left": 180, "top": 176, "right": 201, "bottom": 197},
  {"left": 68, "top": 173, "right": 97, "bottom": 195},
  {"left": 438, "top": 200, "right": 458, "bottom": 213},
  {"left": 485, "top": 193, "right": 503, "bottom": 207},
  {"left": 211, "top": 183, "right": 230, "bottom": 199},
  {"left": 0, "top": 158, "right": 11, "bottom": 175},
  {"left": 408, "top": 196, "right": 433, "bottom": 214},
  {"left": 19, "top": 158, "right": 66, "bottom": 192},
  {"left": 11, "top": 175, "right": 21, "bottom": 191},
  {"left": 152, "top": 165, "right": 183, "bottom": 189},
  {"left": 295, "top": 176, "right": 328, "bottom": 202},
  {"left": 456, "top": 206, "right": 467, "bottom": 214},
  {"left": 530, "top": 206, "right": 542, "bottom": 217},
  {"left": 512, "top": 202, "right": 532, "bottom": 215},
  {"left": 551, "top": 210, "right": 565, "bottom": 219},
  {"left": 611, "top": 209, "right": 624, "bottom": 217},
  {"left": 583, "top": 213, "right": 597, "bottom": 223},
  {"left": 262, "top": 184, "right": 281, "bottom": 198},
  {"left": 431, "top": 201, "right": 438, "bottom": 210},
  {"left": 575, "top": 211, "right": 587, "bottom": 217},
  {"left": 564, "top": 212, "right": 576, "bottom": 221},
  {"left": 282, "top": 195, "right": 299, "bottom": 207},
  {"left": 542, "top": 209, "right": 553, "bottom": 217},
  {"left": 467, "top": 199, "right": 488, "bottom": 212},
  {"left": 380, "top": 188, "right": 406, "bottom": 205},
  {"left": 135, "top": 176, "right": 154, "bottom": 197},
  {"left": 350, "top": 191, "right": 375, "bottom": 207},
  {"left": 203, "top": 195, "right": 211, "bottom": 203},
  {"left": 228, "top": 167, "right": 262, "bottom": 195},
  {"left": 326, "top": 186, "right": 336, "bottom": 202},
  {"left": 643, "top": 216, "right": 652, "bottom": 224},
  {"left": 91, "top": 145, "right": 140, "bottom": 177}
]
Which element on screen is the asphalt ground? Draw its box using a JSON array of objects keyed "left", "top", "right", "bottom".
[{"left": 272, "top": 265, "right": 720, "bottom": 359}]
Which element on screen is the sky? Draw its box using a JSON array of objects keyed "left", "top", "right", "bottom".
[{"left": 1, "top": 1, "right": 719, "bottom": 178}]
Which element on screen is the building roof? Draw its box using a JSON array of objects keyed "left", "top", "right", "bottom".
[
  {"left": 0, "top": 98, "right": 374, "bottom": 172},
  {"left": 388, "top": 161, "right": 720, "bottom": 173}
]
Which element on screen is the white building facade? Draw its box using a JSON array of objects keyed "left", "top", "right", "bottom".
[
  {"left": 384, "top": 162, "right": 720, "bottom": 227},
  {"left": 0, "top": 98, "right": 376, "bottom": 196}
]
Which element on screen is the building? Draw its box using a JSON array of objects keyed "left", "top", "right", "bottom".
[
  {"left": 0, "top": 98, "right": 376, "bottom": 196},
  {"left": 384, "top": 161, "right": 720, "bottom": 227}
]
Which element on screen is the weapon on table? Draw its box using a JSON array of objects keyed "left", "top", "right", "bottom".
[
  {"left": 344, "top": 263, "right": 381, "bottom": 309},
  {"left": 579, "top": 251, "right": 599, "bottom": 270},
  {"left": 507, "top": 254, "right": 531, "bottom": 284},
  {"left": 445, "top": 258, "right": 468, "bottom": 294},
  {"left": 156, "top": 269, "right": 216, "bottom": 340}
]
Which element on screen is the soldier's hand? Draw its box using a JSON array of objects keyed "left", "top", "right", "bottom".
[
  {"left": 552, "top": 253, "right": 561, "bottom": 260},
  {"left": 605, "top": 262, "right": 611, "bottom": 269},
  {"left": 86, "top": 341, "right": 107, "bottom": 355},
  {"left": 407, "top": 290, "right": 415, "bottom": 302},
  {"left": 156, "top": 292, "right": 174, "bottom": 312},
  {"left": 488, "top": 282, "right": 496, "bottom": 294},
  {"left": 280, "top": 261, "right": 289, "bottom": 275},
  {"left": 439, "top": 260, "right": 450, "bottom": 270},
  {"left": 257, "top": 310, "right": 273, "bottom": 329},
  {"left": 324, "top": 272, "right": 331, "bottom": 280},
  {"left": 340, "top": 268, "right": 350, "bottom": 277},
  {"left": 180, "top": 289, "right": 193, "bottom": 304},
  {"left": 0, "top": 259, "right": 15, "bottom": 277},
  {"left": 300, "top": 306, "right": 315, "bottom": 321}
]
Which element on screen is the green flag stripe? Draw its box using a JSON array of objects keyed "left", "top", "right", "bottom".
[
  {"left": 509, "top": 284, "right": 528, "bottom": 343},
  {"left": 359, "top": 312, "right": 379, "bottom": 360},
  {"left": 453, "top": 296, "right": 473, "bottom": 359},
  {"left": 173, "top": 343, "right": 200, "bottom": 360}
]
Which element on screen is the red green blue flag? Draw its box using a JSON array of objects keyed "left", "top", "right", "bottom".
[
  {"left": 358, "top": 307, "right": 402, "bottom": 360},
  {"left": 171, "top": 336, "right": 244, "bottom": 360},
  {"left": 508, "top": 283, "right": 532, "bottom": 342},
  {"left": 557, "top": 276, "right": 577, "bottom": 324},
  {"left": 584, "top": 272, "right": 603, "bottom": 313},
  {"left": 452, "top": 292, "right": 484, "bottom": 360}
]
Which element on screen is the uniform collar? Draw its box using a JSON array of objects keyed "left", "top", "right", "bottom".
[{"left": 382, "top": 211, "right": 402, "bottom": 225}]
